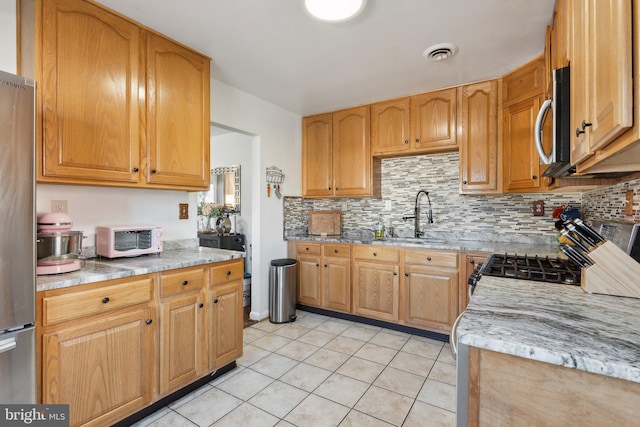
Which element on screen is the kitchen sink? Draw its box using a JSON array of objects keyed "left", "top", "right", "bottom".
[{"left": 382, "top": 237, "right": 446, "bottom": 245}]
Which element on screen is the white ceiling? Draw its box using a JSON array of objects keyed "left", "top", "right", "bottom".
[{"left": 96, "top": 0, "right": 555, "bottom": 116}]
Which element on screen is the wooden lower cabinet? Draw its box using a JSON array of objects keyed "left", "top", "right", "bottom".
[
  {"left": 295, "top": 242, "right": 351, "bottom": 313},
  {"left": 352, "top": 260, "right": 400, "bottom": 322},
  {"left": 467, "top": 347, "right": 640, "bottom": 426},
  {"left": 38, "top": 259, "right": 245, "bottom": 427},
  {"left": 39, "top": 274, "right": 156, "bottom": 427},
  {"left": 208, "top": 259, "right": 244, "bottom": 370},
  {"left": 402, "top": 249, "right": 459, "bottom": 332}
]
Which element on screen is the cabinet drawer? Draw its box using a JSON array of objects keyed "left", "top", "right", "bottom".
[
  {"left": 352, "top": 245, "right": 399, "bottom": 263},
  {"left": 42, "top": 277, "right": 153, "bottom": 326},
  {"left": 160, "top": 267, "right": 205, "bottom": 298},
  {"left": 404, "top": 249, "right": 458, "bottom": 268},
  {"left": 210, "top": 260, "right": 244, "bottom": 285},
  {"left": 323, "top": 244, "right": 350, "bottom": 258},
  {"left": 296, "top": 242, "right": 321, "bottom": 255}
]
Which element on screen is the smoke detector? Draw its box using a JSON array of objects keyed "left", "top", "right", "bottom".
[{"left": 423, "top": 43, "right": 459, "bottom": 62}]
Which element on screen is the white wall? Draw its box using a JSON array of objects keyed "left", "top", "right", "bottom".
[{"left": 211, "top": 79, "right": 302, "bottom": 321}]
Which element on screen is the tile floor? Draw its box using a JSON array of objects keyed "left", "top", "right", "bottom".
[{"left": 133, "top": 310, "right": 457, "bottom": 427}]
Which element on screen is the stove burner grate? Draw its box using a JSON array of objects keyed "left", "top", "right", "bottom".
[{"left": 481, "top": 253, "right": 581, "bottom": 285}]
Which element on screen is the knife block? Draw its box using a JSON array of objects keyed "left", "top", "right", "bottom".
[{"left": 581, "top": 241, "right": 640, "bottom": 298}]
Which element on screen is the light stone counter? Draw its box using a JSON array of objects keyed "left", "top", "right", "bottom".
[
  {"left": 36, "top": 247, "right": 244, "bottom": 292},
  {"left": 458, "top": 276, "right": 640, "bottom": 383}
]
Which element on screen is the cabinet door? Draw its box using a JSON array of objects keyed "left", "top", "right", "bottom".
[
  {"left": 353, "top": 261, "right": 399, "bottom": 322},
  {"left": 296, "top": 254, "right": 322, "bottom": 307},
  {"left": 323, "top": 256, "right": 351, "bottom": 313},
  {"left": 41, "top": 307, "right": 155, "bottom": 427},
  {"left": 302, "top": 113, "right": 334, "bottom": 197},
  {"left": 570, "top": 0, "right": 591, "bottom": 164},
  {"left": 146, "top": 33, "right": 210, "bottom": 189},
  {"left": 411, "top": 88, "right": 457, "bottom": 151},
  {"left": 40, "top": 0, "right": 141, "bottom": 183},
  {"left": 403, "top": 265, "right": 458, "bottom": 332},
  {"left": 586, "top": 0, "right": 632, "bottom": 152},
  {"left": 371, "top": 98, "right": 412, "bottom": 156},
  {"left": 459, "top": 81, "right": 499, "bottom": 193},
  {"left": 333, "top": 106, "right": 372, "bottom": 196},
  {"left": 210, "top": 281, "right": 243, "bottom": 370},
  {"left": 160, "top": 293, "right": 206, "bottom": 394},
  {"left": 503, "top": 96, "right": 543, "bottom": 191}
]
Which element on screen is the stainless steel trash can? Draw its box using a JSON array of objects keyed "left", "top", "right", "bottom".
[{"left": 269, "top": 258, "right": 297, "bottom": 324}]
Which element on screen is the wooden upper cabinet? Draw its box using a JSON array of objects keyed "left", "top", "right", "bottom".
[
  {"left": 22, "top": 0, "right": 211, "bottom": 190},
  {"left": 146, "top": 33, "right": 210, "bottom": 188},
  {"left": 302, "top": 113, "right": 333, "bottom": 197},
  {"left": 302, "top": 107, "right": 379, "bottom": 198},
  {"left": 459, "top": 81, "right": 500, "bottom": 194},
  {"left": 39, "top": 0, "right": 141, "bottom": 183},
  {"left": 371, "top": 97, "right": 412, "bottom": 155},
  {"left": 411, "top": 88, "right": 457, "bottom": 151},
  {"left": 502, "top": 57, "right": 546, "bottom": 108},
  {"left": 586, "top": 0, "right": 632, "bottom": 152},
  {"left": 570, "top": 0, "right": 591, "bottom": 165},
  {"left": 333, "top": 106, "right": 372, "bottom": 196}
]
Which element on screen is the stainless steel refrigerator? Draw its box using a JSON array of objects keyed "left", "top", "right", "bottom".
[{"left": 0, "top": 70, "right": 36, "bottom": 404}]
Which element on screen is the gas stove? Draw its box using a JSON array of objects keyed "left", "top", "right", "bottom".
[{"left": 470, "top": 253, "right": 582, "bottom": 287}]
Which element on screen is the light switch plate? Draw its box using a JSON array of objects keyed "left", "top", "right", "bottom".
[{"left": 179, "top": 203, "right": 189, "bottom": 220}]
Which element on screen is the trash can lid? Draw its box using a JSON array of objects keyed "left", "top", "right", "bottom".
[{"left": 271, "top": 258, "right": 296, "bottom": 267}]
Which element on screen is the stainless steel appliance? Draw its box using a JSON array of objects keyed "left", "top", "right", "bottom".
[
  {"left": 0, "top": 70, "right": 36, "bottom": 403},
  {"left": 534, "top": 66, "right": 573, "bottom": 177},
  {"left": 590, "top": 219, "right": 640, "bottom": 262}
]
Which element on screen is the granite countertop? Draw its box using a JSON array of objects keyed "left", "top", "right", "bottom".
[
  {"left": 37, "top": 247, "right": 245, "bottom": 292},
  {"left": 285, "top": 232, "right": 562, "bottom": 257},
  {"left": 458, "top": 276, "right": 640, "bottom": 383}
]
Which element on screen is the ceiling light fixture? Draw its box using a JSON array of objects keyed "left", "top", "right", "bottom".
[
  {"left": 305, "top": 0, "right": 367, "bottom": 23},
  {"left": 423, "top": 43, "right": 459, "bottom": 62}
]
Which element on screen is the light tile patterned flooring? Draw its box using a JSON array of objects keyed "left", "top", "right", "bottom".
[{"left": 133, "top": 310, "right": 457, "bottom": 427}]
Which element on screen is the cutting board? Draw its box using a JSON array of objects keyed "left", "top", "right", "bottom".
[{"left": 308, "top": 210, "right": 342, "bottom": 236}]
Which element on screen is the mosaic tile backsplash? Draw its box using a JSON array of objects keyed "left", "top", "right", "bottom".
[
  {"left": 582, "top": 177, "right": 640, "bottom": 221},
  {"left": 285, "top": 152, "right": 582, "bottom": 244}
]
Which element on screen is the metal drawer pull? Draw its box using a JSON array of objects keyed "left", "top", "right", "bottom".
[
  {"left": 199, "top": 303, "right": 204, "bottom": 308},
  {"left": 226, "top": 271, "right": 231, "bottom": 276},
  {"left": 427, "top": 257, "right": 432, "bottom": 261},
  {"left": 0, "top": 337, "right": 17, "bottom": 354},
  {"left": 145, "top": 319, "right": 152, "bottom": 325},
  {"left": 214, "top": 298, "right": 219, "bottom": 304},
  {"left": 182, "top": 280, "right": 189, "bottom": 286},
  {"left": 102, "top": 297, "right": 110, "bottom": 304}
]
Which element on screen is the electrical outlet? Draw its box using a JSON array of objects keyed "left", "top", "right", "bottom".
[
  {"left": 341, "top": 202, "right": 348, "bottom": 211},
  {"left": 384, "top": 200, "right": 392, "bottom": 210},
  {"left": 51, "top": 200, "right": 68, "bottom": 213},
  {"left": 179, "top": 203, "right": 189, "bottom": 220}
]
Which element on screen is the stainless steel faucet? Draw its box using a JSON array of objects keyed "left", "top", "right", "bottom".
[{"left": 402, "top": 190, "right": 433, "bottom": 238}]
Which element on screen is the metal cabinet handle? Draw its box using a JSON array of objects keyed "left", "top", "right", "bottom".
[
  {"left": 0, "top": 337, "right": 17, "bottom": 354},
  {"left": 150, "top": 168, "right": 157, "bottom": 174},
  {"left": 393, "top": 272, "right": 398, "bottom": 276},
  {"left": 404, "top": 273, "right": 409, "bottom": 277},
  {"left": 582, "top": 120, "right": 592, "bottom": 130},
  {"left": 462, "top": 180, "right": 467, "bottom": 185},
  {"left": 199, "top": 303, "right": 204, "bottom": 308},
  {"left": 427, "top": 257, "right": 432, "bottom": 261},
  {"left": 316, "top": 263, "right": 320, "bottom": 267},
  {"left": 214, "top": 298, "right": 219, "bottom": 304},
  {"left": 324, "top": 264, "right": 327, "bottom": 267},
  {"left": 334, "top": 249, "right": 338, "bottom": 253},
  {"left": 469, "top": 260, "right": 475, "bottom": 265},
  {"left": 576, "top": 128, "right": 585, "bottom": 137},
  {"left": 132, "top": 167, "right": 139, "bottom": 173},
  {"left": 532, "top": 175, "right": 537, "bottom": 180},
  {"left": 404, "top": 139, "right": 409, "bottom": 144},
  {"left": 226, "top": 271, "right": 231, "bottom": 276},
  {"left": 102, "top": 297, "right": 110, "bottom": 304},
  {"left": 373, "top": 252, "right": 377, "bottom": 256},
  {"left": 415, "top": 138, "right": 420, "bottom": 143},
  {"left": 182, "top": 280, "right": 188, "bottom": 286},
  {"left": 145, "top": 319, "right": 153, "bottom": 325}
]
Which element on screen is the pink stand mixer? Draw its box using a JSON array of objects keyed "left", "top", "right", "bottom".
[{"left": 36, "top": 212, "right": 84, "bottom": 275}]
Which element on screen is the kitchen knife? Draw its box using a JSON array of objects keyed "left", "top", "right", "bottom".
[
  {"left": 573, "top": 218, "right": 607, "bottom": 243},
  {"left": 560, "top": 229, "right": 591, "bottom": 253},
  {"left": 566, "top": 223, "right": 598, "bottom": 250},
  {"left": 560, "top": 245, "right": 585, "bottom": 267},
  {"left": 563, "top": 243, "right": 593, "bottom": 266}
]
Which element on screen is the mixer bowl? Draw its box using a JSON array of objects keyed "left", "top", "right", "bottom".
[{"left": 36, "top": 231, "right": 84, "bottom": 266}]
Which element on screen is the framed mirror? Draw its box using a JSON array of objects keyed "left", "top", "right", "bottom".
[{"left": 200, "top": 165, "right": 241, "bottom": 214}]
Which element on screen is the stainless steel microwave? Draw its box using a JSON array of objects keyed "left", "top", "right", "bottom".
[{"left": 534, "top": 66, "right": 573, "bottom": 177}]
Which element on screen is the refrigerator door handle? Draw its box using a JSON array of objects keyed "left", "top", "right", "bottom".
[{"left": 0, "top": 336, "right": 17, "bottom": 354}]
